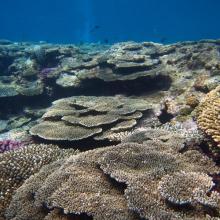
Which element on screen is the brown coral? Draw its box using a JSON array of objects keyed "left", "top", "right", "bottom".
[
  {"left": 186, "top": 94, "right": 199, "bottom": 108},
  {"left": 30, "top": 121, "right": 102, "bottom": 141},
  {"left": 30, "top": 96, "right": 153, "bottom": 143},
  {"left": 6, "top": 141, "right": 220, "bottom": 220},
  {"left": 158, "top": 171, "right": 219, "bottom": 206},
  {"left": 197, "top": 85, "right": 220, "bottom": 147},
  {"left": 0, "top": 144, "right": 78, "bottom": 216},
  {"left": 128, "top": 171, "right": 220, "bottom": 219},
  {"left": 6, "top": 147, "right": 137, "bottom": 220}
]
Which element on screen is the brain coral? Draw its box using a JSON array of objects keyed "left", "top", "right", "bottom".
[
  {"left": 0, "top": 144, "right": 78, "bottom": 217},
  {"left": 196, "top": 85, "right": 220, "bottom": 147},
  {"left": 6, "top": 140, "right": 220, "bottom": 220},
  {"left": 30, "top": 96, "right": 153, "bottom": 143}
]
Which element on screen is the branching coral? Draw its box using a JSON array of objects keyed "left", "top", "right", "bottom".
[
  {"left": 5, "top": 142, "right": 220, "bottom": 220},
  {"left": 125, "top": 174, "right": 219, "bottom": 219},
  {"left": 0, "top": 144, "right": 78, "bottom": 216},
  {"left": 197, "top": 85, "right": 220, "bottom": 147},
  {"left": 47, "top": 164, "right": 135, "bottom": 220},
  {"left": 98, "top": 143, "right": 182, "bottom": 182}
]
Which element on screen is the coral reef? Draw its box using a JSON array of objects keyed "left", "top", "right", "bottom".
[
  {"left": 1, "top": 39, "right": 220, "bottom": 219},
  {"left": 0, "top": 39, "right": 219, "bottom": 101},
  {"left": 5, "top": 140, "right": 220, "bottom": 220},
  {"left": 30, "top": 96, "right": 154, "bottom": 143},
  {"left": 0, "top": 144, "right": 78, "bottom": 216},
  {"left": 196, "top": 85, "right": 220, "bottom": 147}
]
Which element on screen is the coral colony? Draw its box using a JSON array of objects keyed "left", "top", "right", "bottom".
[
  {"left": 0, "top": 139, "right": 23, "bottom": 153},
  {"left": 1, "top": 39, "right": 220, "bottom": 219},
  {"left": 39, "top": 67, "right": 57, "bottom": 79}
]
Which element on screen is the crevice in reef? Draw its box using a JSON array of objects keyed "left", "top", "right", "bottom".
[
  {"left": 165, "top": 199, "right": 220, "bottom": 218},
  {"left": 158, "top": 108, "right": 174, "bottom": 124},
  {"left": 53, "top": 74, "right": 172, "bottom": 97},
  {"left": 47, "top": 207, "right": 93, "bottom": 220},
  {"left": 31, "top": 136, "right": 119, "bottom": 151},
  {"left": 197, "top": 139, "right": 220, "bottom": 164},
  {"left": 97, "top": 165, "right": 127, "bottom": 195},
  {"left": 0, "top": 93, "right": 53, "bottom": 116},
  {"left": 61, "top": 212, "right": 93, "bottom": 220},
  {"left": 0, "top": 74, "right": 171, "bottom": 115},
  {"left": 0, "top": 56, "right": 14, "bottom": 75},
  {"left": 65, "top": 213, "right": 93, "bottom": 220}
]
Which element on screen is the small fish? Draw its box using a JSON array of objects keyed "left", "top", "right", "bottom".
[
  {"left": 90, "top": 25, "right": 101, "bottom": 33},
  {"left": 160, "top": 37, "right": 167, "bottom": 44},
  {"left": 103, "top": 39, "right": 109, "bottom": 44}
]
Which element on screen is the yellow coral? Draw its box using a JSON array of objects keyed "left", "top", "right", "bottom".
[{"left": 197, "top": 85, "right": 220, "bottom": 147}]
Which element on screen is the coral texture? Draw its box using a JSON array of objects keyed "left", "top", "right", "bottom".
[
  {"left": 158, "top": 171, "right": 217, "bottom": 206},
  {"left": 2, "top": 39, "right": 220, "bottom": 220},
  {"left": 197, "top": 85, "right": 220, "bottom": 147},
  {"left": 6, "top": 139, "right": 220, "bottom": 220},
  {"left": 1, "top": 39, "right": 220, "bottom": 101},
  {"left": 0, "top": 140, "right": 24, "bottom": 153},
  {"left": 30, "top": 96, "right": 153, "bottom": 143},
  {"left": 0, "top": 144, "right": 78, "bottom": 216}
]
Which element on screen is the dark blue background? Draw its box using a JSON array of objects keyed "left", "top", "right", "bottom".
[{"left": 0, "top": 0, "right": 220, "bottom": 44}]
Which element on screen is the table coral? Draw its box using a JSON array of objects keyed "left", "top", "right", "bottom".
[
  {"left": 5, "top": 140, "right": 220, "bottom": 220},
  {"left": 158, "top": 171, "right": 217, "bottom": 206},
  {"left": 30, "top": 96, "right": 154, "bottom": 143}
]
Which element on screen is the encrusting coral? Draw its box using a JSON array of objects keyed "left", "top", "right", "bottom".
[
  {"left": 0, "top": 144, "right": 78, "bottom": 217},
  {"left": 196, "top": 85, "right": 220, "bottom": 147},
  {"left": 5, "top": 137, "right": 220, "bottom": 220}
]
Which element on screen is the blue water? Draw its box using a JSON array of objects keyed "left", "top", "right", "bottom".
[{"left": 0, "top": 0, "right": 220, "bottom": 44}]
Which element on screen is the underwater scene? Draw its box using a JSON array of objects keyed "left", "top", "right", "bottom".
[{"left": 1, "top": 0, "right": 220, "bottom": 219}]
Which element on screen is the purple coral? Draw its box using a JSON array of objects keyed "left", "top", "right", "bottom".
[
  {"left": 39, "top": 67, "right": 56, "bottom": 79},
  {"left": 0, "top": 139, "right": 24, "bottom": 153}
]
